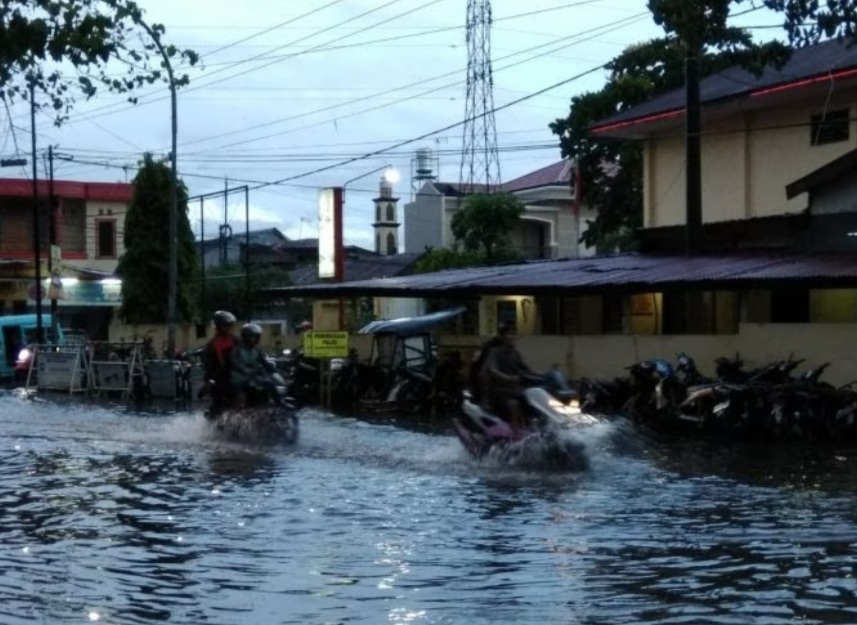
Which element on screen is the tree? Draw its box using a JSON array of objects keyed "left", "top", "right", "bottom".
[
  {"left": 551, "top": 1, "right": 801, "bottom": 252},
  {"left": 0, "top": 0, "right": 198, "bottom": 122},
  {"left": 415, "top": 192, "right": 525, "bottom": 273},
  {"left": 450, "top": 192, "right": 525, "bottom": 262},
  {"left": 117, "top": 153, "right": 197, "bottom": 324}
]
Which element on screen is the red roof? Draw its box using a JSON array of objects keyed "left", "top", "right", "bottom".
[
  {"left": 430, "top": 160, "right": 575, "bottom": 196},
  {"left": 504, "top": 160, "right": 573, "bottom": 192},
  {"left": 0, "top": 177, "right": 132, "bottom": 202}
]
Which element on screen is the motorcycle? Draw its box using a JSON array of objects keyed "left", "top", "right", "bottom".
[
  {"left": 205, "top": 372, "right": 299, "bottom": 445},
  {"left": 452, "top": 372, "right": 597, "bottom": 472}
]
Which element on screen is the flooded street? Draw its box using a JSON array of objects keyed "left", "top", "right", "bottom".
[{"left": 2, "top": 391, "right": 857, "bottom": 624}]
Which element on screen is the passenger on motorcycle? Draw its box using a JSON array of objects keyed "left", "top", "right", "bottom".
[
  {"left": 231, "top": 323, "right": 278, "bottom": 408},
  {"left": 479, "top": 324, "right": 533, "bottom": 431},
  {"left": 200, "top": 310, "right": 239, "bottom": 414}
]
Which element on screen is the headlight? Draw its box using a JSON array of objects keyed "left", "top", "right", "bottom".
[
  {"left": 17, "top": 348, "right": 31, "bottom": 362},
  {"left": 548, "top": 397, "right": 581, "bottom": 416}
]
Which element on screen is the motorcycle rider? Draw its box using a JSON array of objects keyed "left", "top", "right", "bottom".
[
  {"left": 479, "top": 323, "right": 533, "bottom": 431},
  {"left": 231, "top": 323, "right": 279, "bottom": 408},
  {"left": 200, "top": 310, "right": 239, "bottom": 415}
]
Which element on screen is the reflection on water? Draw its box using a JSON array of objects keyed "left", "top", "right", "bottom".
[{"left": 0, "top": 395, "right": 857, "bottom": 624}]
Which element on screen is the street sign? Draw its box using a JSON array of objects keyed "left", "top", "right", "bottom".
[{"left": 302, "top": 331, "right": 349, "bottom": 359}]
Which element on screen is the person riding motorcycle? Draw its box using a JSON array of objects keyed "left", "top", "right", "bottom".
[
  {"left": 478, "top": 324, "right": 533, "bottom": 430},
  {"left": 200, "top": 310, "right": 239, "bottom": 415},
  {"left": 230, "top": 323, "right": 279, "bottom": 409}
]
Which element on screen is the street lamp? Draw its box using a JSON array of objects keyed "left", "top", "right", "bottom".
[
  {"left": 134, "top": 17, "right": 179, "bottom": 357},
  {"left": 340, "top": 164, "right": 399, "bottom": 329}
]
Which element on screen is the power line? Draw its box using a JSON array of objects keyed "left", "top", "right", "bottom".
[
  {"left": 40, "top": 0, "right": 615, "bottom": 129},
  {"left": 179, "top": 12, "right": 648, "bottom": 153},
  {"left": 201, "top": 0, "right": 350, "bottom": 59},
  {"left": 63, "top": 0, "right": 438, "bottom": 126},
  {"left": 243, "top": 62, "right": 608, "bottom": 192}
]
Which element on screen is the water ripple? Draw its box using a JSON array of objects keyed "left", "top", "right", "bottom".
[{"left": 1, "top": 395, "right": 857, "bottom": 623}]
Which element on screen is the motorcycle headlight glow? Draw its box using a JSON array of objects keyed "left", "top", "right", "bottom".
[
  {"left": 16, "top": 348, "right": 31, "bottom": 363},
  {"left": 549, "top": 397, "right": 582, "bottom": 416}
]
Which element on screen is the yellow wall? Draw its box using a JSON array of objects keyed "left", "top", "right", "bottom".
[
  {"left": 630, "top": 293, "right": 661, "bottom": 335},
  {"left": 810, "top": 289, "right": 857, "bottom": 322},
  {"left": 478, "top": 295, "right": 538, "bottom": 336},
  {"left": 644, "top": 95, "right": 857, "bottom": 227},
  {"left": 440, "top": 322, "right": 857, "bottom": 387},
  {"left": 312, "top": 300, "right": 341, "bottom": 331}
]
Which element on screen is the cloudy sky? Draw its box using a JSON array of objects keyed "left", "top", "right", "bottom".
[{"left": 1, "top": 0, "right": 781, "bottom": 250}]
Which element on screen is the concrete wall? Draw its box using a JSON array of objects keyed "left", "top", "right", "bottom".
[
  {"left": 403, "top": 184, "right": 444, "bottom": 253},
  {"left": 439, "top": 322, "right": 857, "bottom": 387},
  {"left": 644, "top": 93, "right": 857, "bottom": 227}
]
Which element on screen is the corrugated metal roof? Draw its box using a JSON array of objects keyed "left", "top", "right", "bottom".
[
  {"left": 266, "top": 251, "right": 857, "bottom": 298},
  {"left": 591, "top": 39, "right": 857, "bottom": 135},
  {"left": 288, "top": 253, "right": 422, "bottom": 287}
]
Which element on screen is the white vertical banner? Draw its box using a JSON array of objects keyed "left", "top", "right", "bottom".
[{"left": 318, "top": 188, "right": 336, "bottom": 279}]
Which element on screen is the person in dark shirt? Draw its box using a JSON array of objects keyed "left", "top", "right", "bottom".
[
  {"left": 480, "top": 324, "right": 533, "bottom": 430},
  {"left": 230, "top": 323, "right": 278, "bottom": 408},
  {"left": 200, "top": 310, "right": 239, "bottom": 415}
]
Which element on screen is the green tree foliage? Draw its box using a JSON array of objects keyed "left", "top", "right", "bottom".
[
  {"left": 0, "top": 0, "right": 198, "bottom": 122},
  {"left": 200, "top": 263, "right": 294, "bottom": 322},
  {"left": 550, "top": 0, "right": 826, "bottom": 251},
  {"left": 117, "top": 153, "right": 197, "bottom": 324},
  {"left": 415, "top": 192, "right": 525, "bottom": 273},
  {"left": 450, "top": 192, "right": 525, "bottom": 262}
]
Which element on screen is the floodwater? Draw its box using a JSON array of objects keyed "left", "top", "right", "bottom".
[{"left": 2, "top": 391, "right": 857, "bottom": 624}]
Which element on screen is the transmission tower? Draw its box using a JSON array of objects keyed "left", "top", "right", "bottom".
[{"left": 459, "top": 0, "right": 501, "bottom": 194}]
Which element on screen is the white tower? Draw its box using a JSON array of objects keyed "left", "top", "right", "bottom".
[{"left": 373, "top": 176, "right": 400, "bottom": 255}]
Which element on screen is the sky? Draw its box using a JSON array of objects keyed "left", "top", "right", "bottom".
[{"left": 0, "top": 0, "right": 784, "bottom": 251}]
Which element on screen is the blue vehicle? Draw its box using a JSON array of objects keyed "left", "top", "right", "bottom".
[{"left": 0, "top": 315, "right": 64, "bottom": 381}]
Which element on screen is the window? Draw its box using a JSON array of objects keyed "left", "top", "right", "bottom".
[
  {"left": 811, "top": 109, "right": 850, "bottom": 146},
  {"left": 386, "top": 232, "right": 396, "bottom": 255},
  {"left": 386, "top": 204, "right": 395, "bottom": 222},
  {"left": 770, "top": 288, "right": 809, "bottom": 323},
  {"left": 96, "top": 220, "right": 116, "bottom": 258},
  {"left": 62, "top": 199, "right": 86, "bottom": 253}
]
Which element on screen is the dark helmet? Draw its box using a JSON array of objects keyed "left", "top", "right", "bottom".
[
  {"left": 213, "top": 310, "right": 237, "bottom": 328},
  {"left": 241, "top": 323, "right": 263, "bottom": 341}
]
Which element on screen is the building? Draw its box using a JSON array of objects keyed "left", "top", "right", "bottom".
[
  {"left": 373, "top": 176, "right": 400, "bottom": 256},
  {"left": 198, "top": 227, "right": 289, "bottom": 270},
  {"left": 269, "top": 40, "right": 857, "bottom": 385},
  {"left": 584, "top": 38, "right": 857, "bottom": 332},
  {"left": 590, "top": 38, "right": 857, "bottom": 237},
  {"left": 0, "top": 177, "right": 132, "bottom": 338},
  {"left": 403, "top": 159, "right": 595, "bottom": 260}
]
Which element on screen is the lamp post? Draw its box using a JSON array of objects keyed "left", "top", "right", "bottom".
[
  {"left": 339, "top": 165, "right": 399, "bottom": 329},
  {"left": 29, "top": 79, "right": 44, "bottom": 344},
  {"left": 135, "top": 18, "right": 179, "bottom": 356}
]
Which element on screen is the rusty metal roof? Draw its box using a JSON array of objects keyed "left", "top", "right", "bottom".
[{"left": 265, "top": 251, "right": 857, "bottom": 299}]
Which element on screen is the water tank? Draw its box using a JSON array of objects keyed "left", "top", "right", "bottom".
[{"left": 415, "top": 147, "right": 434, "bottom": 178}]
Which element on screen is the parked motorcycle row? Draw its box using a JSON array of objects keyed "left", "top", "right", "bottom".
[{"left": 579, "top": 352, "right": 857, "bottom": 443}]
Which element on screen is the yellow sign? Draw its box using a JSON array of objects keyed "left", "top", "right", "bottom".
[{"left": 302, "top": 331, "right": 349, "bottom": 358}]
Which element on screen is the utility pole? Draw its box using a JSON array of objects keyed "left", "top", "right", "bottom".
[
  {"left": 48, "top": 145, "right": 58, "bottom": 339},
  {"left": 685, "top": 35, "right": 703, "bottom": 255},
  {"left": 29, "top": 80, "right": 43, "bottom": 343},
  {"left": 244, "top": 185, "right": 250, "bottom": 321}
]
